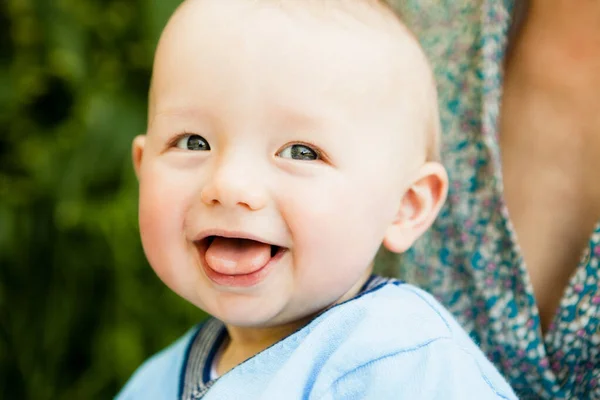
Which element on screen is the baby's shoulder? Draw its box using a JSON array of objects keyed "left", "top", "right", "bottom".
[
  {"left": 114, "top": 326, "right": 200, "bottom": 400},
  {"left": 306, "top": 282, "right": 517, "bottom": 398},
  {"left": 344, "top": 281, "right": 457, "bottom": 344},
  {"left": 336, "top": 281, "right": 499, "bottom": 368}
]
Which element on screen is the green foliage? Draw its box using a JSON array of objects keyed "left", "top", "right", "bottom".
[{"left": 0, "top": 1, "right": 208, "bottom": 398}]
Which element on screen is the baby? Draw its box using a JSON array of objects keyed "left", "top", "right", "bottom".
[{"left": 117, "top": 0, "right": 517, "bottom": 398}]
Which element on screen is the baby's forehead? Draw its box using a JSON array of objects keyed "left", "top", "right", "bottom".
[
  {"left": 153, "top": 1, "right": 428, "bottom": 105},
  {"left": 151, "top": 0, "right": 436, "bottom": 158}
]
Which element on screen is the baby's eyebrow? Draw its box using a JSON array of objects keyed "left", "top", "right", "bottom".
[
  {"left": 152, "top": 106, "right": 208, "bottom": 119},
  {"left": 274, "top": 109, "right": 322, "bottom": 128},
  {"left": 147, "top": 107, "right": 212, "bottom": 134},
  {"left": 268, "top": 101, "right": 350, "bottom": 130},
  {"left": 151, "top": 106, "right": 210, "bottom": 122}
]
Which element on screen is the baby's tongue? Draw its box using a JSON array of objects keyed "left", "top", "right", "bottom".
[{"left": 205, "top": 237, "right": 272, "bottom": 275}]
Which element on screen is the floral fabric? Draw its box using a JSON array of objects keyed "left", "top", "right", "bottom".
[{"left": 385, "top": 1, "right": 600, "bottom": 398}]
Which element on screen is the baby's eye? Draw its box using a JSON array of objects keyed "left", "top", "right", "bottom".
[
  {"left": 277, "top": 144, "right": 319, "bottom": 161},
  {"left": 176, "top": 134, "right": 211, "bottom": 151}
]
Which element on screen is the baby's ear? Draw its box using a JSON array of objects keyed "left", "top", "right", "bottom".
[
  {"left": 132, "top": 135, "right": 146, "bottom": 179},
  {"left": 383, "top": 162, "right": 448, "bottom": 253}
]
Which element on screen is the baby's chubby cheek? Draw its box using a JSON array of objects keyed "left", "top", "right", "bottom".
[
  {"left": 278, "top": 184, "right": 382, "bottom": 292},
  {"left": 137, "top": 169, "right": 200, "bottom": 297}
]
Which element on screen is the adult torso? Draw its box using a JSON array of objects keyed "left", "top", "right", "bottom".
[
  {"left": 501, "top": 0, "right": 600, "bottom": 333},
  {"left": 389, "top": 0, "right": 600, "bottom": 397}
]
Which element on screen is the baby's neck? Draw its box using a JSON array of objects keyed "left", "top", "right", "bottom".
[
  {"left": 216, "top": 269, "right": 373, "bottom": 376},
  {"left": 217, "top": 315, "right": 314, "bottom": 376}
]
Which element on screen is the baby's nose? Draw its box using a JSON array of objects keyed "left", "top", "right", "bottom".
[{"left": 200, "top": 161, "right": 267, "bottom": 211}]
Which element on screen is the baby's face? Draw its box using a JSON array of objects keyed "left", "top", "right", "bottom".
[{"left": 135, "top": 1, "right": 426, "bottom": 328}]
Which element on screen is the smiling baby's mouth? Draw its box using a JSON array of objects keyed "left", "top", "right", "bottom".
[
  {"left": 201, "top": 236, "right": 282, "bottom": 275},
  {"left": 204, "top": 236, "right": 279, "bottom": 257}
]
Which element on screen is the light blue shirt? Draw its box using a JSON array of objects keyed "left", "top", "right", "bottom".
[{"left": 117, "top": 282, "right": 517, "bottom": 399}]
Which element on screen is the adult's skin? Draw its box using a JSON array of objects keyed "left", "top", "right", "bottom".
[
  {"left": 502, "top": 0, "right": 600, "bottom": 333},
  {"left": 390, "top": 0, "right": 600, "bottom": 398}
]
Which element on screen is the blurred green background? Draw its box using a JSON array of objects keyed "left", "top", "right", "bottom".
[{"left": 0, "top": 0, "right": 209, "bottom": 398}]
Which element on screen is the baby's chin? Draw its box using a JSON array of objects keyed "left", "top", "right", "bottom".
[{"left": 202, "top": 297, "right": 326, "bottom": 332}]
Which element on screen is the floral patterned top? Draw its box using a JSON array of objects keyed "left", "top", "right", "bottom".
[{"left": 382, "top": 0, "right": 600, "bottom": 398}]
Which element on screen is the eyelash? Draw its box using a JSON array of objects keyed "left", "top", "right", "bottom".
[
  {"left": 167, "top": 133, "right": 328, "bottom": 162},
  {"left": 168, "top": 131, "right": 198, "bottom": 148},
  {"left": 279, "top": 141, "right": 324, "bottom": 158}
]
